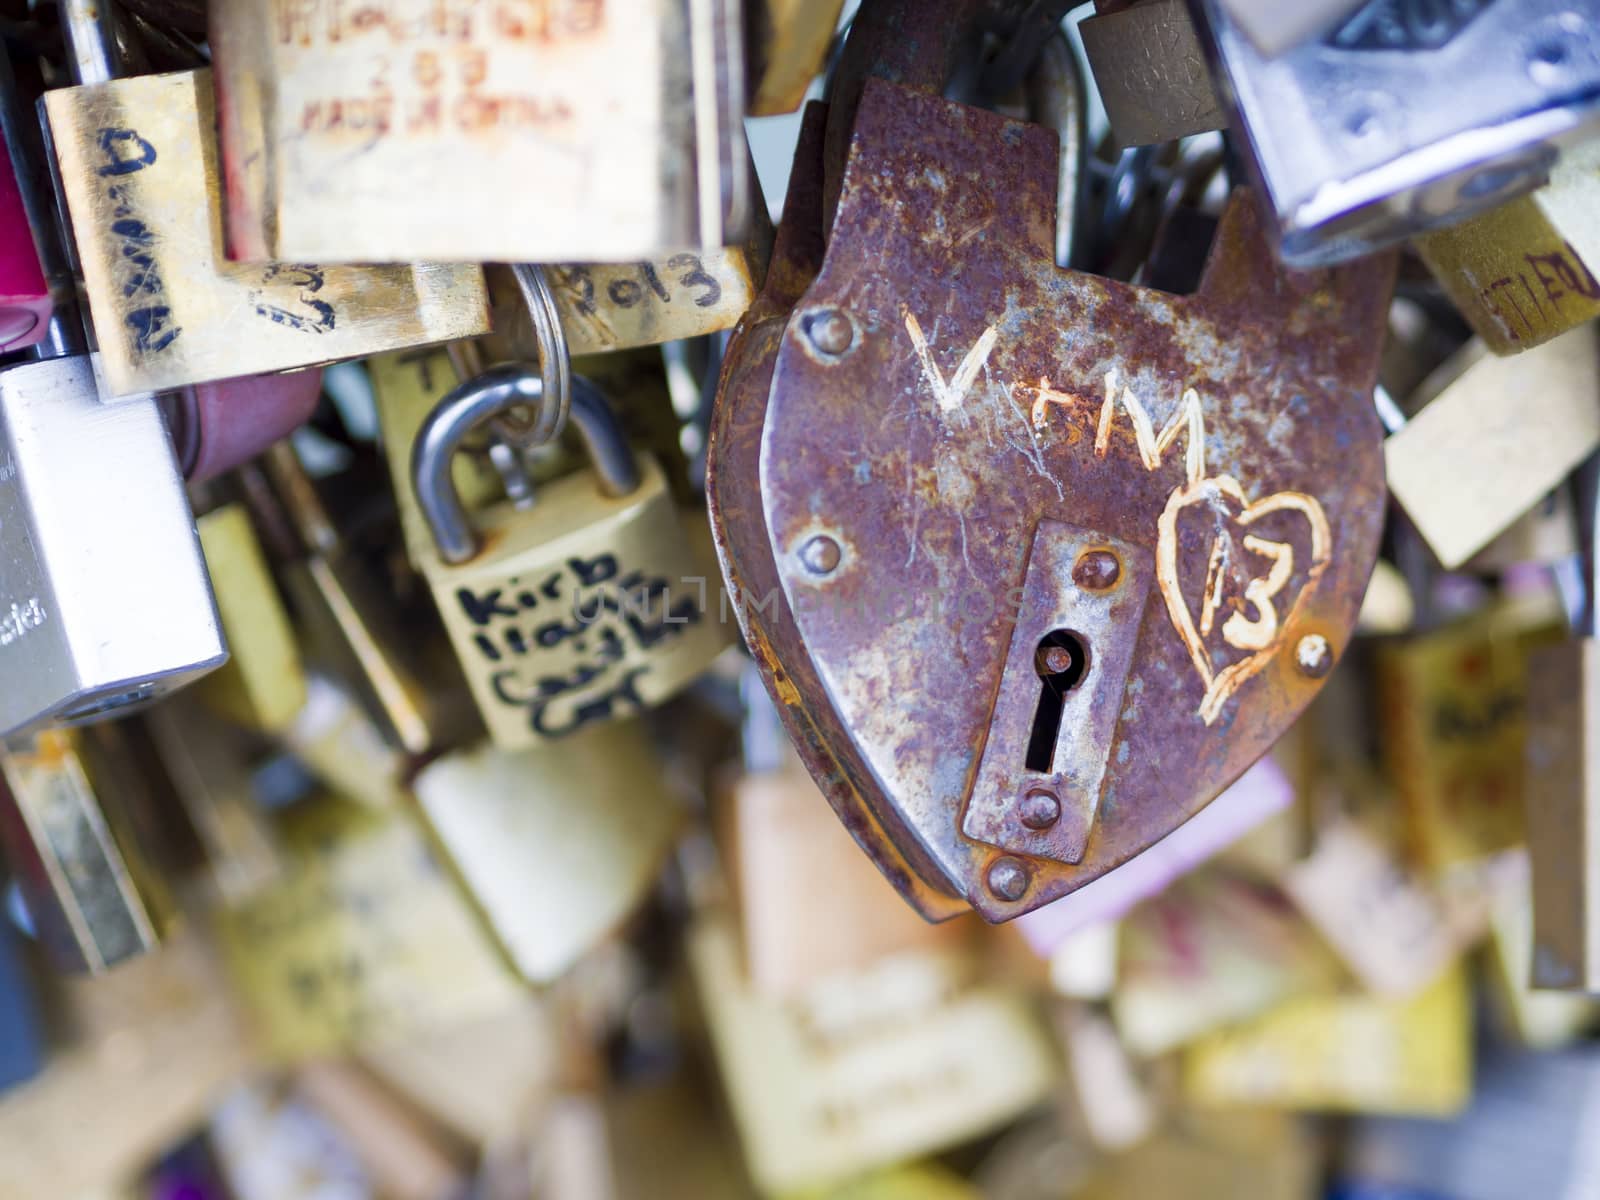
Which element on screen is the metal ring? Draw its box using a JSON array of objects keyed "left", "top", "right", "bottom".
[{"left": 484, "top": 263, "right": 571, "bottom": 450}]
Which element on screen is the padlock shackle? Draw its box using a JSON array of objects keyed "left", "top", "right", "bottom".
[
  {"left": 413, "top": 365, "right": 640, "bottom": 566},
  {"left": 60, "top": 0, "right": 128, "bottom": 86}
]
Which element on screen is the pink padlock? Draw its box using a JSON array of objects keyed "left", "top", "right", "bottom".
[
  {"left": 0, "top": 137, "right": 51, "bottom": 354},
  {"left": 164, "top": 367, "right": 325, "bottom": 482}
]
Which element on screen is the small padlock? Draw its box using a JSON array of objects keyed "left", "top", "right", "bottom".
[
  {"left": 209, "top": 0, "right": 749, "bottom": 263},
  {"left": 191, "top": 501, "right": 308, "bottom": 735},
  {"left": 1191, "top": 0, "right": 1600, "bottom": 265},
  {"left": 1079, "top": 0, "right": 1226, "bottom": 148},
  {"left": 745, "top": 0, "right": 847, "bottom": 116},
  {"left": 1416, "top": 138, "right": 1600, "bottom": 356},
  {"left": 1378, "top": 598, "right": 1563, "bottom": 872},
  {"left": 411, "top": 721, "right": 685, "bottom": 983},
  {"left": 214, "top": 795, "right": 524, "bottom": 1060},
  {"left": 714, "top": 665, "right": 968, "bottom": 999},
  {"left": 0, "top": 350, "right": 228, "bottom": 735},
  {"left": 1526, "top": 459, "right": 1600, "bottom": 993},
  {"left": 714, "top": 1, "right": 1395, "bottom": 922},
  {"left": 0, "top": 729, "right": 164, "bottom": 973},
  {"left": 40, "top": 0, "right": 490, "bottom": 398},
  {"left": 413, "top": 366, "right": 731, "bottom": 747},
  {"left": 1384, "top": 325, "right": 1600, "bottom": 571}
]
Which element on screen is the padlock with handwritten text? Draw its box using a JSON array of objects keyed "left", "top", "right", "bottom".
[
  {"left": 40, "top": 0, "right": 489, "bottom": 398},
  {"left": 209, "top": 0, "right": 749, "bottom": 264},
  {"left": 1417, "top": 139, "right": 1600, "bottom": 356},
  {"left": 414, "top": 366, "right": 731, "bottom": 747},
  {"left": 0, "top": 55, "right": 225, "bottom": 737},
  {"left": 710, "top": 0, "right": 1395, "bottom": 922}
]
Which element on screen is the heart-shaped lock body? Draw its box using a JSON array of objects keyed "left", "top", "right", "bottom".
[{"left": 719, "top": 72, "right": 1396, "bottom": 923}]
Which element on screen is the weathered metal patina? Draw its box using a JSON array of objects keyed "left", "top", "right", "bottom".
[{"left": 711, "top": 19, "right": 1395, "bottom": 922}]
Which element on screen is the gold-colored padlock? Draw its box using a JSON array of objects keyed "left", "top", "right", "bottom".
[
  {"left": 412, "top": 365, "right": 731, "bottom": 747},
  {"left": 1378, "top": 598, "right": 1564, "bottom": 872},
  {"left": 209, "top": 0, "right": 749, "bottom": 263},
  {"left": 411, "top": 721, "right": 685, "bottom": 983},
  {"left": 0, "top": 729, "right": 166, "bottom": 973},
  {"left": 215, "top": 794, "right": 524, "bottom": 1060},
  {"left": 41, "top": 1, "right": 489, "bottom": 397},
  {"left": 744, "top": 0, "right": 846, "bottom": 116},
  {"left": 1384, "top": 325, "right": 1600, "bottom": 570},
  {"left": 1417, "top": 139, "right": 1600, "bottom": 355},
  {"left": 192, "top": 502, "right": 307, "bottom": 735}
]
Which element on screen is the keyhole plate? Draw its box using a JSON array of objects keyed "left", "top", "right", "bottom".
[{"left": 961, "top": 521, "right": 1153, "bottom": 867}]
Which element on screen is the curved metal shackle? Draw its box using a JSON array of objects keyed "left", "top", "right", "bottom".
[
  {"left": 413, "top": 365, "right": 641, "bottom": 566},
  {"left": 505, "top": 263, "right": 572, "bottom": 448}
]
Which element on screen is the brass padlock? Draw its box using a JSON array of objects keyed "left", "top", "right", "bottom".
[
  {"left": 0, "top": 729, "right": 165, "bottom": 973},
  {"left": 1384, "top": 325, "right": 1600, "bottom": 571},
  {"left": 1416, "top": 138, "right": 1600, "bottom": 356},
  {"left": 745, "top": 0, "right": 847, "bottom": 116},
  {"left": 192, "top": 501, "right": 308, "bottom": 735},
  {"left": 411, "top": 721, "right": 685, "bottom": 983},
  {"left": 414, "top": 366, "right": 730, "bottom": 747},
  {"left": 40, "top": 0, "right": 489, "bottom": 397},
  {"left": 209, "top": 0, "right": 749, "bottom": 263},
  {"left": 710, "top": 4, "right": 1395, "bottom": 922}
]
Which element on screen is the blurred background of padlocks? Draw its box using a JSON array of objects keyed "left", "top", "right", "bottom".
[{"left": 3, "top": 0, "right": 1600, "bottom": 1195}]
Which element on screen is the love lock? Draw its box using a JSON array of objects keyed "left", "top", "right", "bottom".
[{"left": 711, "top": 15, "right": 1396, "bottom": 922}]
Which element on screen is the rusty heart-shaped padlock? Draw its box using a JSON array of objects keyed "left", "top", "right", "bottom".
[{"left": 710, "top": 3, "right": 1397, "bottom": 923}]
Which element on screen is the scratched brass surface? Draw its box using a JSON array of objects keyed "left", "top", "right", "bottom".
[
  {"left": 44, "top": 70, "right": 488, "bottom": 397},
  {"left": 210, "top": 0, "right": 746, "bottom": 263},
  {"left": 746, "top": 0, "right": 846, "bottom": 115},
  {"left": 1417, "top": 140, "right": 1600, "bottom": 355},
  {"left": 418, "top": 457, "right": 733, "bottom": 749}
]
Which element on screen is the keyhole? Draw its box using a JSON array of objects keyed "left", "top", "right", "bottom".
[{"left": 1024, "top": 631, "right": 1088, "bottom": 773}]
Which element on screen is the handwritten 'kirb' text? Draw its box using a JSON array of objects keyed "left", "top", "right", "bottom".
[{"left": 454, "top": 551, "right": 704, "bottom": 738}]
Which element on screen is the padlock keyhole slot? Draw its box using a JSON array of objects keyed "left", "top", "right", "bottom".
[{"left": 1024, "top": 630, "right": 1088, "bottom": 774}]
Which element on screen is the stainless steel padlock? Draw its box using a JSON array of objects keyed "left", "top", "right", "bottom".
[
  {"left": 0, "top": 352, "right": 227, "bottom": 734},
  {"left": 1191, "top": 0, "right": 1600, "bottom": 265},
  {"left": 414, "top": 367, "right": 731, "bottom": 747}
]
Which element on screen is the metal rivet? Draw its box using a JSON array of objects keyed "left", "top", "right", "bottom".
[
  {"left": 1019, "top": 789, "right": 1061, "bottom": 830},
  {"left": 1041, "top": 646, "right": 1074, "bottom": 675},
  {"left": 806, "top": 308, "right": 855, "bottom": 357},
  {"left": 986, "top": 856, "right": 1031, "bottom": 902},
  {"left": 799, "top": 535, "right": 842, "bottom": 576},
  {"left": 1295, "top": 633, "right": 1333, "bottom": 678},
  {"left": 1072, "top": 549, "right": 1121, "bottom": 590}
]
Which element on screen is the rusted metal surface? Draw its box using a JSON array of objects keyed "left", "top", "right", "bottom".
[
  {"left": 746, "top": 77, "right": 1395, "bottom": 922},
  {"left": 706, "top": 103, "right": 970, "bottom": 922}
]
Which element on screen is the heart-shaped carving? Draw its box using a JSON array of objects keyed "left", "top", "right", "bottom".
[{"left": 1157, "top": 475, "right": 1332, "bottom": 725}]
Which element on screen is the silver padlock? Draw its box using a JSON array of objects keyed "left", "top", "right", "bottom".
[
  {"left": 1192, "top": 0, "right": 1600, "bottom": 265},
  {"left": 0, "top": 354, "right": 227, "bottom": 734}
]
